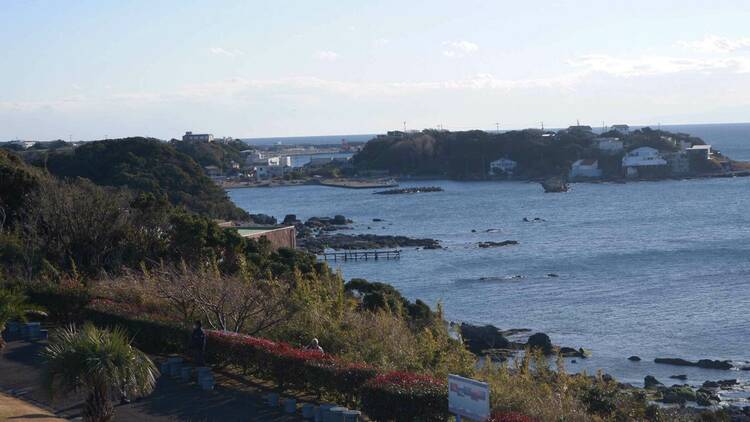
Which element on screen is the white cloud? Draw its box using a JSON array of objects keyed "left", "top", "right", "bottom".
[
  {"left": 442, "top": 40, "right": 479, "bottom": 58},
  {"left": 569, "top": 54, "right": 750, "bottom": 77},
  {"left": 677, "top": 35, "right": 750, "bottom": 53},
  {"left": 316, "top": 50, "right": 340, "bottom": 61},
  {"left": 373, "top": 38, "right": 390, "bottom": 47},
  {"left": 209, "top": 47, "right": 245, "bottom": 57},
  {"left": 0, "top": 72, "right": 584, "bottom": 114}
]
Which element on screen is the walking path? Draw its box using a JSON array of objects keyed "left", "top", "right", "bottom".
[
  {"left": 0, "top": 392, "right": 66, "bottom": 421},
  {"left": 0, "top": 339, "right": 304, "bottom": 421}
]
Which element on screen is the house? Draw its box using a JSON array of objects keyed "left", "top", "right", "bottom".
[
  {"left": 182, "top": 131, "right": 214, "bottom": 142},
  {"left": 489, "top": 158, "right": 517, "bottom": 176},
  {"left": 236, "top": 226, "right": 296, "bottom": 250},
  {"left": 253, "top": 155, "right": 292, "bottom": 181},
  {"left": 622, "top": 147, "right": 668, "bottom": 177},
  {"left": 244, "top": 150, "right": 266, "bottom": 166},
  {"left": 664, "top": 152, "right": 690, "bottom": 175},
  {"left": 8, "top": 140, "right": 37, "bottom": 149},
  {"left": 686, "top": 144, "right": 712, "bottom": 160},
  {"left": 611, "top": 124, "right": 630, "bottom": 133},
  {"left": 569, "top": 159, "right": 602, "bottom": 179},
  {"left": 595, "top": 138, "right": 624, "bottom": 154}
]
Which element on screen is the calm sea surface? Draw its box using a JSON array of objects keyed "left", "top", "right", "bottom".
[{"left": 229, "top": 123, "right": 750, "bottom": 390}]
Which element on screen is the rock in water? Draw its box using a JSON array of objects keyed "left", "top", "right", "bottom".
[
  {"left": 644, "top": 375, "right": 663, "bottom": 389},
  {"left": 654, "top": 357, "right": 734, "bottom": 370},
  {"left": 478, "top": 240, "right": 519, "bottom": 248},
  {"left": 460, "top": 323, "right": 510, "bottom": 354},
  {"left": 527, "top": 332, "right": 553, "bottom": 354},
  {"left": 541, "top": 176, "right": 568, "bottom": 193},
  {"left": 628, "top": 356, "right": 642, "bottom": 361},
  {"left": 250, "top": 213, "right": 277, "bottom": 225}
]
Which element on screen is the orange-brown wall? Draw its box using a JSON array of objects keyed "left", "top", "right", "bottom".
[{"left": 246, "top": 226, "right": 296, "bottom": 250}]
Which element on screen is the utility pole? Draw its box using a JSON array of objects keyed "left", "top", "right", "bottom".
[
  {"left": 403, "top": 121, "right": 407, "bottom": 132},
  {"left": 541, "top": 121, "right": 544, "bottom": 131},
  {"left": 495, "top": 122, "right": 500, "bottom": 133}
]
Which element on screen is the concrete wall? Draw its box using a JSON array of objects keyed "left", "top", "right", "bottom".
[{"left": 245, "top": 226, "right": 296, "bottom": 250}]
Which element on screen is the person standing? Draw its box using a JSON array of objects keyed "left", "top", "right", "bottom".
[
  {"left": 189, "top": 320, "right": 207, "bottom": 366},
  {"left": 305, "top": 338, "right": 323, "bottom": 353}
]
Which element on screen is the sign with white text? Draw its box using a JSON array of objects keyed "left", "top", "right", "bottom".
[{"left": 448, "top": 374, "right": 490, "bottom": 421}]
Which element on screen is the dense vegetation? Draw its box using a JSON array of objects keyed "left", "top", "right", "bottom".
[
  {"left": 170, "top": 139, "right": 246, "bottom": 173},
  {"left": 0, "top": 147, "right": 308, "bottom": 277},
  {"left": 36, "top": 138, "right": 248, "bottom": 220},
  {"left": 353, "top": 127, "right": 707, "bottom": 179}
]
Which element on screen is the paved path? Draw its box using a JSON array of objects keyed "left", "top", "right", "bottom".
[
  {"left": 0, "top": 340, "right": 305, "bottom": 421},
  {"left": 0, "top": 392, "right": 66, "bottom": 421}
]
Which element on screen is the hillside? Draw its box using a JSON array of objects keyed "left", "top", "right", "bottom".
[
  {"left": 170, "top": 139, "right": 246, "bottom": 173},
  {"left": 353, "top": 127, "right": 708, "bottom": 179},
  {"left": 0, "top": 149, "right": 47, "bottom": 226},
  {"left": 41, "top": 138, "right": 248, "bottom": 220}
]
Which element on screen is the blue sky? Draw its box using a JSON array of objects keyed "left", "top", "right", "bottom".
[{"left": 2, "top": 0, "right": 750, "bottom": 140}]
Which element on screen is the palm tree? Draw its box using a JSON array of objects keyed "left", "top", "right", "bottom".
[
  {"left": 0, "top": 288, "right": 46, "bottom": 351},
  {"left": 43, "top": 323, "right": 159, "bottom": 422}
]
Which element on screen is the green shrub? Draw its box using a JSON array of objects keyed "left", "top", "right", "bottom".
[{"left": 83, "top": 309, "right": 189, "bottom": 354}]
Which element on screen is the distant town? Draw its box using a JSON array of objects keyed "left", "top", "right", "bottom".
[{"left": 3, "top": 123, "right": 748, "bottom": 192}]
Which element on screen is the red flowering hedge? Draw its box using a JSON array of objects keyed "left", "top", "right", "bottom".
[
  {"left": 205, "top": 330, "right": 377, "bottom": 397},
  {"left": 360, "top": 371, "right": 449, "bottom": 421},
  {"left": 52, "top": 301, "right": 447, "bottom": 421}
]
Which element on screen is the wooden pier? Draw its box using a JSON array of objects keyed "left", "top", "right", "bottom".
[{"left": 319, "top": 250, "right": 401, "bottom": 261}]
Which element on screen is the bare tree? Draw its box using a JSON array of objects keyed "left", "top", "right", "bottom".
[
  {"left": 129, "top": 263, "right": 296, "bottom": 335},
  {"left": 23, "top": 178, "right": 131, "bottom": 274}
]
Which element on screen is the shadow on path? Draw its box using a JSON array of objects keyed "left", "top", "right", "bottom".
[{"left": 0, "top": 340, "right": 303, "bottom": 422}]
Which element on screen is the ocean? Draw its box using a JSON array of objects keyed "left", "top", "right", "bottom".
[{"left": 228, "top": 122, "right": 750, "bottom": 395}]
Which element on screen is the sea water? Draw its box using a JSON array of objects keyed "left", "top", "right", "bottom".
[{"left": 229, "top": 123, "right": 750, "bottom": 390}]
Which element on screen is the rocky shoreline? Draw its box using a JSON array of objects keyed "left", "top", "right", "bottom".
[
  {"left": 287, "top": 214, "right": 442, "bottom": 254},
  {"left": 374, "top": 186, "right": 443, "bottom": 195},
  {"left": 456, "top": 322, "right": 750, "bottom": 412}
]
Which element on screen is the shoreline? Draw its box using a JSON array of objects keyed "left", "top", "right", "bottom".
[{"left": 223, "top": 170, "right": 750, "bottom": 191}]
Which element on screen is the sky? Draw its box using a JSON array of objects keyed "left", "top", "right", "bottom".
[{"left": 2, "top": 0, "right": 750, "bottom": 140}]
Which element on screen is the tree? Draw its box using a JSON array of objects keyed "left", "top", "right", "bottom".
[
  {"left": 43, "top": 324, "right": 158, "bottom": 422},
  {"left": 0, "top": 288, "right": 45, "bottom": 350},
  {"left": 23, "top": 178, "right": 132, "bottom": 275}
]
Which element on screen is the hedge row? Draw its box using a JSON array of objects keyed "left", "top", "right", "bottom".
[
  {"left": 28, "top": 293, "right": 450, "bottom": 421},
  {"left": 360, "top": 371, "right": 449, "bottom": 421},
  {"left": 206, "top": 331, "right": 377, "bottom": 399}
]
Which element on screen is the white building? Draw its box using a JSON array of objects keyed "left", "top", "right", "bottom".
[
  {"left": 686, "top": 144, "right": 712, "bottom": 160},
  {"left": 9, "top": 140, "right": 37, "bottom": 149},
  {"left": 569, "top": 159, "right": 602, "bottom": 179},
  {"left": 610, "top": 124, "right": 630, "bottom": 133},
  {"left": 182, "top": 131, "right": 214, "bottom": 142},
  {"left": 252, "top": 155, "right": 292, "bottom": 181},
  {"left": 489, "top": 158, "right": 518, "bottom": 176},
  {"left": 622, "top": 147, "right": 668, "bottom": 177},
  {"left": 595, "top": 138, "right": 624, "bottom": 154}
]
